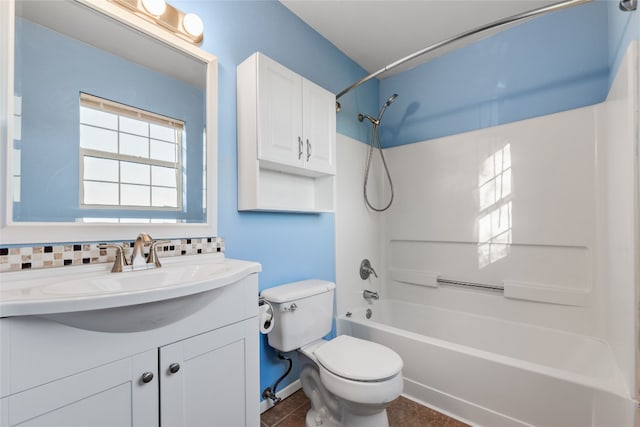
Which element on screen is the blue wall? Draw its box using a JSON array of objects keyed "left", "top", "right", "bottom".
[
  {"left": 171, "top": 0, "right": 378, "bottom": 398},
  {"left": 14, "top": 18, "right": 206, "bottom": 222},
  {"left": 378, "top": 1, "right": 611, "bottom": 147}
]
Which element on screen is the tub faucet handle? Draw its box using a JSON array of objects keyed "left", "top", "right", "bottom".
[{"left": 360, "top": 259, "right": 378, "bottom": 280}]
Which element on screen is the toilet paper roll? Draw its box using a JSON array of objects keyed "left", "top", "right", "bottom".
[{"left": 259, "top": 302, "right": 274, "bottom": 334}]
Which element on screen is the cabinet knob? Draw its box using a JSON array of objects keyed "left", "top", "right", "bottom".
[
  {"left": 298, "top": 136, "right": 303, "bottom": 159},
  {"left": 306, "top": 139, "right": 312, "bottom": 161},
  {"left": 168, "top": 363, "right": 181, "bottom": 374},
  {"left": 141, "top": 372, "right": 154, "bottom": 384}
]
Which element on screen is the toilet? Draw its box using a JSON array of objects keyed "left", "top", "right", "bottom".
[{"left": 260, "top": 280, "right": 403, "bottom": 427}]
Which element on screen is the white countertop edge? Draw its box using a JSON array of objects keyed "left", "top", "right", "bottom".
[{"left": 0, "top": 253, "right": 262, "bottom": 317}]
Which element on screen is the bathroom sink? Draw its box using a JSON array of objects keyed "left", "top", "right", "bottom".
[{"left": 0, "top": 253, "right": 261, "bottom": 332}]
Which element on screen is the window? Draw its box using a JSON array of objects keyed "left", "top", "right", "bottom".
[{"left": 79, "top": 93, "right": 182, "bottom": 210}]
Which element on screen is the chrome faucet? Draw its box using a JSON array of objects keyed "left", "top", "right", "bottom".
[
  {"left": 359, "top": 259, "right": 378, "bottom": 280},
  {"left": 100, "top": 234, "right": 167, "bottom": 272},
  {"left": 363, "top": 289, "right": 379, "bottom": 302},
  {"left": 131, "top": 233, "right": 153, "bottom": 267}
]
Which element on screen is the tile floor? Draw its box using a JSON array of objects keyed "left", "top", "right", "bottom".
[{"left": 260, "top": 390, "right": 470, "bottom": 427}]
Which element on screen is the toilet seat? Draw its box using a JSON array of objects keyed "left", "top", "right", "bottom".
[
  {"left": 314, "top": 335, "right": 403, "bottom": 382},
  {"left": 318, "top": 360, "right": 404, "bottom": 405}
]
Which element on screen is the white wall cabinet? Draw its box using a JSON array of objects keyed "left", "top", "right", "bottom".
[
  {"left": 237, "top": 52, "right": 336, "bottom": 212},
  {"left": 0, "top": 274, "right": 259, "bottom": 427}
]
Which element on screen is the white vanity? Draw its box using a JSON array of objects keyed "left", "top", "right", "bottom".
[{"left": 0, "top": 253, "right": 261, "bottom": 427}]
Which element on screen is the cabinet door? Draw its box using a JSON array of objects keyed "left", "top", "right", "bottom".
[
  {"left": 257, "top": 54, "right": 303, "bottom": 168},
  {"left": 160, "top": 319, "right": 258, "bottom": 427},
  {"left": 4, "top": 350, "right": 158, "bottom": 427},
  {"left": 303, "top": 79, "right": 336, "bottom": 175}
]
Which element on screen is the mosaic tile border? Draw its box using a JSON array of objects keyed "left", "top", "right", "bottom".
[{"left": 0, "top": 237, "right": 224, "bottom": 272}]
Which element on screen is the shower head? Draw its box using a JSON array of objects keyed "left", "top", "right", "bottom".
[
  {"left": 385, "top": 93, "right": 398, "bottom": 107},
  {"left": 357, "top": 93, "right": 398, "bottom": 126},
  {"left": 377, "top": 93, "right": 398, "bottom": 122}
]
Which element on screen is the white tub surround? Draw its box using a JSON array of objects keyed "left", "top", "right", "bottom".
[
  {"left": 383, "top": 104, "right": 598, "bottom": 334},
  {"left": 338, "top": 300, "right": 635, "bottom": 427},
  {"left": 335, "top": 134, "right": 387, "bottom": 315},
  {"left": 594, "top": 41, "right": 639, "bottom": 400}
]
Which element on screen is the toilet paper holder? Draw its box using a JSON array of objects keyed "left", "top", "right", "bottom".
[{"left": 258, "top": 297, "right": 274, "bottom": 334}]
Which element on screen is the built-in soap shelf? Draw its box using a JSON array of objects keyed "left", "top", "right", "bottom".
[{"left": 389, "top": 268, "right": 590, "bottom": 307}]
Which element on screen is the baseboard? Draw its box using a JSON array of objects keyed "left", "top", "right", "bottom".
[
  {"left": 402, "top": 378, "right": 532, "bottom": 427},
  {"left": 260, "top": 379, "right": 302, "bottom": 414}
]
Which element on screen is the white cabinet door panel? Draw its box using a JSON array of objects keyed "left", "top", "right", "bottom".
[
  {"left": 303, "top": 79, "right": 336, "bottom": 175},
  {"left": 6, "top": 350, "right": 157, "bottom": 427},
  {"left": 257, "top": 55, "right": 303, "bottom": 167},
  {"left": 17, "top": 384, "right": 132, "bottom": 427},
  {"left": 160, "top": 321, "right": 252, "bottom": 427}
]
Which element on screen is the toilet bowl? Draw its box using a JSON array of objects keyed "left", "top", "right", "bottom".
[
  {"left": 260, "top": 280, "right": 404, "bottom": 427},
  {"left": 301, "top": 335, "right": 403, "bottom": 427}
]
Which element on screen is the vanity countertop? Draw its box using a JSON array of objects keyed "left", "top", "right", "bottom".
[{"left": 0, "top": 253, "right": 261, "bottom": 317}]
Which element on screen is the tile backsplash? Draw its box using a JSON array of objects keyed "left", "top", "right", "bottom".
[{"left": 0, "top": 237, "right": 224, "bottom": 272}]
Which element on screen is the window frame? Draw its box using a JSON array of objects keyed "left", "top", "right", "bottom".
[{"left": 78, "top": 93, "right": 183, "bottom": 212}]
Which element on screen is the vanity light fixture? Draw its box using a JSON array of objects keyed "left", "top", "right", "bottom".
[
  {"left": 141, "top": 0, "right": 166, "bottom": 16},
  {"left": 111, "top": 0, "right": 204, "bottom": 44},
  {"left": 183, "top": 13, "right": 204, "bottom": 38}
]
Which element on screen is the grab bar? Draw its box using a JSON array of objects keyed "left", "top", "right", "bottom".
[{"left": 436, "top": 277, "right": 504, "bottom": 292}]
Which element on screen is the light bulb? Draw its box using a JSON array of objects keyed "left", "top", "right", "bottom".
[
  {"left": 183, "top": 13, "right": 204, "bottom": 37},
  {"left": 141, "top": 0, "right": 166, "bottom": 16}
]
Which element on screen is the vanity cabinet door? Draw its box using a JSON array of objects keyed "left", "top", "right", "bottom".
[
  {"left": 159, "top": 318, "right": 258, "bottom": 427},
  {"left": 3, "top": 350, "right": 158, "bottom": 427}
]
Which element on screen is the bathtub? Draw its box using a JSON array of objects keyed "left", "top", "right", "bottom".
[{"left": 336, "top": 299, "right": 636, "bottom": 427}]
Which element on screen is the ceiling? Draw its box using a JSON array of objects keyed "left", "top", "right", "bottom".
[{"left": 280, "top": 0, "right": 572, "bottom": 78}]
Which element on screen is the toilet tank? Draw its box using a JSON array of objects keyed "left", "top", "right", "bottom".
[{"left": 260, "top": 280, "right": 336, "bottom": 352}]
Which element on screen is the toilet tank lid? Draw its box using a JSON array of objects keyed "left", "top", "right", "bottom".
[{"left": 260, "top": 280, "right": 336, "bottom": 303}]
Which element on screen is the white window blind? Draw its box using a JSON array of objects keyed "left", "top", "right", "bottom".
[{"left": 79, "top": 93, "right": 183, "bottom": 210}]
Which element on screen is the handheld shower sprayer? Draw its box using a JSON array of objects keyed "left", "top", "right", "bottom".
[
  {"left": 358, "top": 94, "right": 398, "bottom": 125},
  {"left": 359, "top": 94, "right": 398, "bottom": 212},
  {"left": 379, "top": 93, "right": 398, "bottom": 119}
]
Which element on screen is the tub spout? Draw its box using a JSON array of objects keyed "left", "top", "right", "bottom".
[{"left": 363, "top": 289, "right": 379, "bottom": 302}]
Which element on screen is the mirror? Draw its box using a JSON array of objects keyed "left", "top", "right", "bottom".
[{"left": 1, "top": 0, "right": 218, "bottom": 244}]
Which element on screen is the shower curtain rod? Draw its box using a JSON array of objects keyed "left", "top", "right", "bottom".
[{"left": 335, "top": 0, "right": 592, "bottom": 109}]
